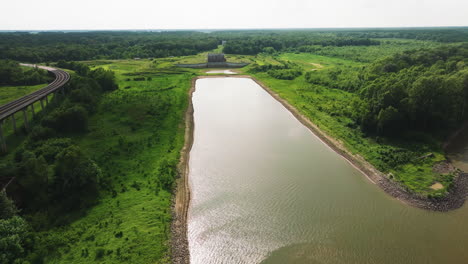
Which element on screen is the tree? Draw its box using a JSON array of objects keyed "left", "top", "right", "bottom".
[
  {"left": 17, "top": 152, "right": 49, "bottom": 209},
  {"left": 0, "top": 191, "right": 17, "bottom": 220},
  {"left": 377, "top": 106, "right": 401, "bottom": 135},
  {"left": 52, "top": 146, "right": 101, "bottom": 209},
  {"left": 90, "top": 68, "right": 118, "bottom": 91},
  {"left": 408, "top": 75, "right": 446, "bottom": 129},
  {"left": 42, "top": 105, "right": 89, "bottom": 133},
  {"left": 0, "top": 216, "right": 31, "bottom": 264}
]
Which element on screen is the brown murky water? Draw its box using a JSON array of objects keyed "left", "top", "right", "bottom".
[{"left": 188, "top": 78, "right": 468, "bottom": 264}]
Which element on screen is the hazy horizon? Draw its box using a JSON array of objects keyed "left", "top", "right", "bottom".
[
  {"left": 2, "top": 0, "right": 468, "bottom": 30},
  {"left": 2, "top": 26, "right": 468, "bottom": 32}
]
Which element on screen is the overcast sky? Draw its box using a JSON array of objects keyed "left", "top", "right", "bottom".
[{"left": 1, "top": 0, "right": 467, "bottom": 30}]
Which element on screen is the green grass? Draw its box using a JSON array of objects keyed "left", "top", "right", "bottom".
[
  {"left": 243, "top": 51, "right": 452, "bottom": 197},
  {"left": 30, "top": 60, "right": 194, "bottom": 263},
  {"left": 0, "top": 83, "right": 46, "bottom": 105}
]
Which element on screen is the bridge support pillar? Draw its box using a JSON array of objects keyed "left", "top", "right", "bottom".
[
  {"left": 40, "top": 99, "right": 44, "bottom": 110},
  {"left": 30, "top": 104, "right": 35, "bottom": 117},
  {"left": 45, "top": 95, "right": 49, "bottom": 105},
  {"left": 11, "top": 114, "right": 16, "bottom": 134},
  {"left": 0, "top": 121, "right": 6, "bottom": 153},
  {"left": 22, "top": 109, "right": 29, "bottom": 130}
]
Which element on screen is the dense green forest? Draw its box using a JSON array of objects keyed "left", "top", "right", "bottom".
[
  {"left": 0, "top": 60, "right": 51, "bottom": 85},
  {"left": 0, "top": 31, "right": 219, "bottom": 62},
  {"left": 1, "top": 28, "right": 467, "bottom": 62}
]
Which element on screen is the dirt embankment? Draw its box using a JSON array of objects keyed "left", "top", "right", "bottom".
[
  {"left": 171, "top": 74, "right": 468, "bottom": 262},
  {"left": 171, "top": 78, "right": 196, "bottom": 264}
]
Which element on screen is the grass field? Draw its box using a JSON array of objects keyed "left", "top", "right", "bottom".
[{"left": 0, "top": 83, "right": 46, "bottom": 105}]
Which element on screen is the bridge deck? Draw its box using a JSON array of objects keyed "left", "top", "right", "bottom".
[{"left": 0, "top": 64, "right": 70, "bottom": 121}]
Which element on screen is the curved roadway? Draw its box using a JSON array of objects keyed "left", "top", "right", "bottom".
[{"left": 0, "top": 64, "right": 71, "bottom": 121}]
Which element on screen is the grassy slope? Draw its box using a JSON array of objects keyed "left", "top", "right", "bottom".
[
  {"left": 0, "top": 84, "right": 46, "bottom": 105},
  {"left": 242, "top": 51, "right": 450, "bottom": 197},
  {"left": 35, "top": 60, "right": 195, "bottom": 263}
]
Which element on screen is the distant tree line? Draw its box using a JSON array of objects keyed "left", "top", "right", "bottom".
[
  {"left": 0, "top": 32, "right": 219, "bottom": 62},
  {"left": 332, "top": 28, "right": 468, "bottom": 43},
  {"left": 2, "top": 29, "right": 466, "bottom": 64},
  {"left": 0, "top": 60, "right": 52, "bottom": 85},
  {"left": 222, "top": 34, "right": 379, "bottom": 55}
]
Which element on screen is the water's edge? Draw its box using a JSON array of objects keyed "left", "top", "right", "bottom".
[
  {"left": 171, "top": 78, "right": 196, "bottom": 264},
  {"left": 171, "top": 74, "right": 468, "bottom": 263}
]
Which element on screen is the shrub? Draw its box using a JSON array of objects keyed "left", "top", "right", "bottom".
[
  {"left": 29, "top": 126, "right": 56, "bottom": 142},
  {"left": 42, "top": 105, "right": 88, "bottom": 133},
  {"left": 0, "top": 216, "right": 32, "bottom": 264},
  {"left": 51, "top": 145, "right": 101, "bottom": 209},
  {"left": 95, "top": 248, "right": 105, "bottom": 260},
  {"left": 0, "top": 191, "right": 17, "bottom": 220}
]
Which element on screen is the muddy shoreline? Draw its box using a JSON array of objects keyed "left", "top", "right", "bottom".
[
  {"left": 171, "top": 74, "right": 468, "bottom": 263},
  {"left": 171, "top": 78, "right": 196, "bottom": 264}
]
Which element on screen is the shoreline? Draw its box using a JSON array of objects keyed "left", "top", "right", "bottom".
[
  {"left": 171, "top": 73, "right": 468, "bottom": 262},
  {"left": 171, "top": 78, "right": 196, "bottom": 264}
]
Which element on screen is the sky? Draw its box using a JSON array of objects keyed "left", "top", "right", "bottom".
[{"left": 1, "top": 0, "right": 468, "bottom": 30}]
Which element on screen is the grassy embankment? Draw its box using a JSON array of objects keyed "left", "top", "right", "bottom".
[
  {"left": 240, "top": 48, "right": 452, "bottom": 198},
  {"left": 26, "top": 59, "right": 196, "bottom": 263}
]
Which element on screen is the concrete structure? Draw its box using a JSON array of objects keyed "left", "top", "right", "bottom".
[
  {"left": 0, "top": 64, "right": 70, "bottom": 152},
  {"left": 208, "top": 53, "right": 226, "bottom": 63},
  {"left": 177, "top": 53, "right": 249, "bottom": 69}
]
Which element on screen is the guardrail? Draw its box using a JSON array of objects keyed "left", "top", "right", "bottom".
[{"left": 0, "top": 64, "right": 71, "bottom": 152}]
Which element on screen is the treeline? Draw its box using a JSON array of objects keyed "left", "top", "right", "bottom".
[
  {"left": 358, "top": 44, "right": 468, "bottom": 135},
  {"left": 0, "top": 32, "right": 219, "bottom": 62},
  {"left": 0, "top": 60, "right": 52, "bottom": 85},
  {"left": 332, "top": 28, "right": 468, "bottom": 43},
  {"left": 250, "top": 61, "right": 303, "bottom": 80},
  {"left": 0, "top": 63, "right": 118, "bottom": 263},
  {"left": 305, "top": 44, "right": 468, "bottom": 136},
  {"left": 1, "top": 29, "right": 467, "bottom": 63},
  {"left": 223, "top": 34, "right": 379, "bottom": 55}
]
